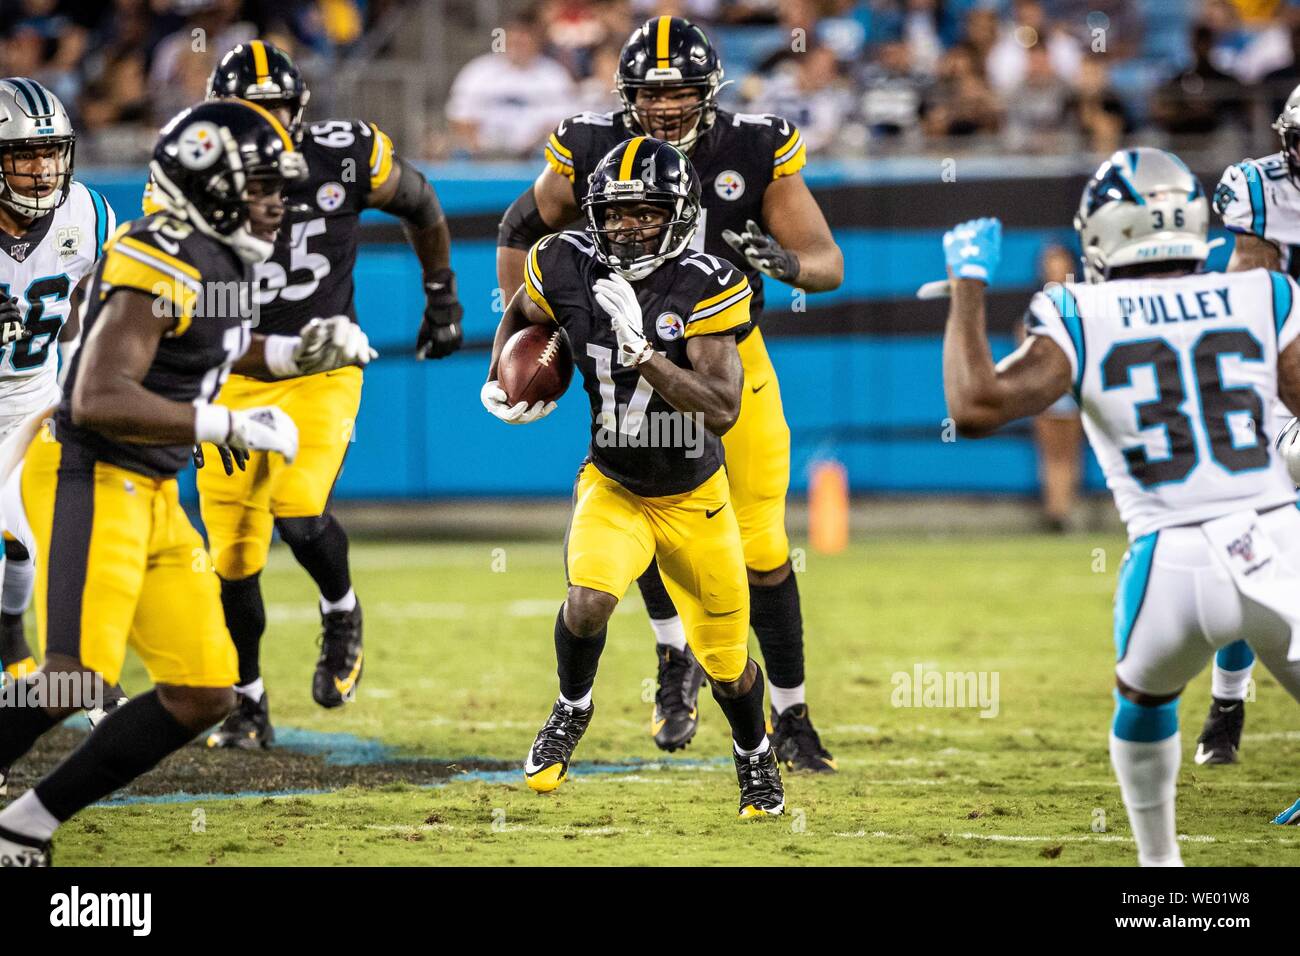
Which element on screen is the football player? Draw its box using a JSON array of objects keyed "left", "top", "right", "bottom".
[
  {"left": 485, "top": 138, "right": 784, "bottom": 818},
  {"left": 0, "top": 100, "right": 375, "bottom": 865},
  {"left": 496, "top": 16, "right": 843, "bottom": 771},
  {"left": 939, "top": 148, "right": 1300, "bottom": 866},
  {"left": 1199, "top": 85, "right": 1300, "bottom": 765},
  {"left": 186, "top": 42, "right": 462, "bottom": 749}
]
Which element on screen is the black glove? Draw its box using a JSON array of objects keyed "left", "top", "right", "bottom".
[
  {"left": 721, "top": 219, "right": 801, "bottom": 283},
  {"left": 192, "top": 443, "right": 249, "bottom": 476},
  {"left": 0, "top": 296, "right": 24, "bottom": 345},
  {"left": 416, "top": 267, "right": 464, "bottom": 360}
]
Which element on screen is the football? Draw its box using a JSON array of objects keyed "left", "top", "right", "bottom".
[{"left": 498, "top": 323, "right": 574, "bottom": 407}]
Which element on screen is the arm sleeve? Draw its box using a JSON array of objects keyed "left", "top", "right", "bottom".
[
  {"left": 1270, "top": 271, "right": 1300, "bottom": 353},
  {"left": 685, "top": 270, "right": 753, "bottom": 337},
  {"left": 1214, "top": 162, "right": 1267, "bottom": 238},
  {"left": 1025, "top": 286, "right": 1084, "bottom": 391},
  {"left": 544, "top": 120, "right": 579, "bottom": 183},
  {"left": 522, "top": 236, "right": 558, "bottom": 320},
  {"left": 366, "top": 122, "right": 396, "bottom": 192},
  {"left": 98, "top": 231, "right": 202, "bottom": 337},
  {"left": 772, "top": 120, "right": 807, "bottom": 180}
]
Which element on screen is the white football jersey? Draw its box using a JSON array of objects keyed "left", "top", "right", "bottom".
[
  {"left": 1214, "top": 153, "right": 1300, "bottom": 271},
  {"left": 1026, "top": 269, "right": 1300, "bottom": 539},
  {"left": 0, "top": 181, "right": 115, "bottom": 412}
]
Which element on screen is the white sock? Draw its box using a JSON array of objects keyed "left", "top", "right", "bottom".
[
  {"left": 769, "top": 682, "right": 805, "bottom": 715},
  {"left": 734, "top": 736, "right": 771, "bottom": 758},
  {"left": 235, "top": 678, "right": 265, "bottom": 703},
  {"left": 1109, "top": 732, "right": 1183, "bottom": 867},
  {"left": 0, "top": 789, "right": 60, "bottom": 841},
  {"left": 1, "top": 551, "right": 34, "bottom": 617},
  {"left": 1211, "top": 665, "right": 1253, "bottom": 701},
  {"left": 649, "top": 615, "right": 687, "bottom": 652},
  {"left": 320, "top": 588, "right": 357, "bottom": 615},
  {"left": 559, "top": 690, "right": 592, "bottom": 711}
]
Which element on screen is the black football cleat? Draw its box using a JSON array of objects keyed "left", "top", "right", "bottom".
[
  {"left": 0, "top": 825, "right": 49, "bottom": 866},
  {"left": 651, "top": 643, "right": 705, "bottom": 752},
  {"left": 771, "top": 704, "right": 838, "bottom": 773},
  {"left": 525, "top": 699, "right": 594, "bottom": 793},
  {"left": 206, "top": 691, "right": 275, "bottom": 749},
  {"left": 735, "top": 745, "right": 785, "bottom": 818},
  {"left": 313, "top": 602, "right": 364, "bottom": 708},
  {"left": 1194, "top": 697, "right": 1244, "bottom": 765}
]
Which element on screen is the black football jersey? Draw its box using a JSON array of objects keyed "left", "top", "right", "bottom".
[
  {"left": 251, "top": 118, "right": 396, "bottom": 336},
  {"left": 55, "top": 214, "right": 253, "bottom": 478},
  {"left": 524, "top": 231, "right": 752, "bottom": 496},
  {"left": 544, "top": 108, "right": 806, "bottom": 321}
]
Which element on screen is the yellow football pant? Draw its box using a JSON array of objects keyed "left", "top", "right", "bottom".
[
  {"left": 197, "top": 366, "right": 362, "bottom": 580},
  {"left": 566, "top": 463, "right": 749, "bottom": 683},
  {"left": 723, "top": 328, "right": 792, "bottom": 573},
  {"left": 21, "top": 426, "right": 238, "bottom": 687}
]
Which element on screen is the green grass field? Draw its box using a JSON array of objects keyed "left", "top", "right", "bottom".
[{"left": 26, "top": 533, "right": 1300, "bottom": 866}]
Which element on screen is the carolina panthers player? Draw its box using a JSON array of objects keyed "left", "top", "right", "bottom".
[
  {"left": 1201, "top": 83, "right": 1300, "bottom": 765},
  {"left": 497, "top": 16, "right": 843, "bottom": 772},
  {"left": 940, "top": 148, "right": 1300, "bottom": 866}
]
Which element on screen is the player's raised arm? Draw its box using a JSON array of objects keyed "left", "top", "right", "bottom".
[
  {"left": 740, "top": 171, "right": 843, "bottom": 291},
  {"left": 939, "top": 218, "right": 1072, "bottom": 438},
  {"left": 495, "top": 148, "right": 583, "bottom": 301}
]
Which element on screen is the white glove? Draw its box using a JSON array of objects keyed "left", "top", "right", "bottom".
[
  {"left": 196, "top": 403, "right": 299, "bottom": 463},
  {"left": 480, "top": 380, "right": 555, "bottom": 425},
  {"left": 266, "top": 317, "right": 378, "bottom": 377},
  {"left": 1278, "top": 416, "right": 1300, "bottom": 485},
  {"left": 593, "top": 275, "right": 653, "bottom": 367}
]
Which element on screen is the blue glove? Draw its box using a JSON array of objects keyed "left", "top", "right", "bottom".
[
  {"left": 943, "top": 217, "right": 1002, "bottom": 283},
  {"left": 1273, "top": 796, "right": 1300, "bottom": 825}
]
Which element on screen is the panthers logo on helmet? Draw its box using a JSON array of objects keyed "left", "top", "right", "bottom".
[
  {"left": 178, "top": 122, "right": 223, "bottom": 170},
  {"left": 714, "top": 170, "right": 745, "bottom": 201}
]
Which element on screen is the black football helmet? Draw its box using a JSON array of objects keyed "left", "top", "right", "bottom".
[
  {"left": 149, "top": 99, "right": 306, "bottom": 263},
  {"left": 617, "top": 17, "right": 724, "bottom": 152},
  {"left": 583, "top": 136, "right": 701, "bottom": 280},
  {"left": 207, "top": 41, "right": 310, "bottom": 141}
]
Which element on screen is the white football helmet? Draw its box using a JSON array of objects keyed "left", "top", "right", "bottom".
[
  {"left": 1074, "top": 147, "right": 1210, "bottom": 283},
  {"left": 0, "top": 78, "right": 75, "bottom": 218}
]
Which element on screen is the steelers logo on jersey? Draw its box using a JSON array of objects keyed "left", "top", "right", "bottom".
[
  {"left": 178, "top": 122, "right": 223, "bottom": 170},
  {"left": 714, "top": 170, "right": 745, "bottom": 201},
  {"left": 656, "top": 311, "right": 684, "bottom": 341},
  {"left": 316, "top": 182, "right": 346, "bottom": 212}
]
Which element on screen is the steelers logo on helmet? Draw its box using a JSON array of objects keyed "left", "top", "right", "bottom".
[
  {"left": 316, "top": 181, "right": 345, "bottom": 212},
  {"left": 656, "top": 311, "right": 684, "bottom": 341},
  {"left": 714, "top": 170, "right": 744, "bottom": 201},
  {"left": 177, "top": 121, "right": 223, "bottom": 170}
]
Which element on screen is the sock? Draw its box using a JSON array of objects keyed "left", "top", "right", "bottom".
[
  {"left": 554, "top": 608, "right": 606, "bottom": 703},
  {"left": 1110, "top": 693, "right": 1183, "bottom": 867},
  {"left": 769, "top": 681, "right": 806, "bottom": 715},
  {"left": 235, "top": 677, "right": 265, "bottom": 703},
  {"left": 712, "top": 661, "right": 766, "bottom": 753},
  {"left": 33, "top": 690, "right": 196, "bottom": 822},
  {"left": 649, "top": 615, "right": 687, "bottom": 652},
  {"left": 220, "top": 574, "right": 266, "bottom": 687},
  {"left": 636, "top": 561, "right": 680, "bottom": 620},
  {"left": 0, "top": 612, "right": 34, "bottom": 674},
  {"left": 1, "top": 539, "right": 34, "bottom": 616},
  {"left": 750, "top": 572, "right": 805, "bottom": 689},
  {"left": 0, "top": 684, "right": 58, "bottom": 765},
  {"left": 734, "top": 737, "right": 771, "bottom": 758},
  {"left": 1212, "top": 642, "right": 1254, "bottom": 700},
  {"left": 321, "top": 587, "right": 357, "bottom": 615},
  {"left": 275, "top": 513, "right": 352, "bottom": 603},
  {"left": 559, "top": 689, "right": 592, "bottom": 711},
  {"left": 0, "top": 789, "right": 60, "bottom": 841}
]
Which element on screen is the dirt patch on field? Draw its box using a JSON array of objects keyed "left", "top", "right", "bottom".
[{"left": 4, "top": 727, "right": 518, "bottom": 800}]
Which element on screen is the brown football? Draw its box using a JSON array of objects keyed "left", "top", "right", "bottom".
[{"left": 498, "top": 324, "right": 574, "bottom": 407}]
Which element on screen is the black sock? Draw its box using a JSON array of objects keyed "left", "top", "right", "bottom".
[
  {"left": 750, "top": 572, "right": 805, "bottom": 690},
  {"left": 636, "top": 560, "right": 679, "bottom": 622},
  {"left": 0, "top": 611, "right": 33, "bottom": 667},
  {"left": 554, "top": 608, "right": 605, "bottom": 703},
  {"left": 712, "top": 662, "right": 766, "bottom": 752},
  {"left": 34, "top": 690, "right": 196, "bottom": 822},
  {"left": 220, "top": 573, "right": 266, "bottom": 687},
  {"left": 275, "top": 513, "right": 352, "bottom": 604},
  {"left": 0, "top": 682, "right": 58, "bottom": 765}
]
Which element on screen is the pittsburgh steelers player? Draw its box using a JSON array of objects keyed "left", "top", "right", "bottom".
[
  {"left": 486, "top": 137, "right": 784, "bottom": 818},
  {"left": 497, "top": 17, "right": 843, "bottom": 771},
  {"left": 0, "top": 99, "right": 376, "bottom": 865},
  {"left": 182, "top": 42, "right": 462, "bottom": 749}
]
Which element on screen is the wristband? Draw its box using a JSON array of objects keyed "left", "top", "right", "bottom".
[
  {"left": 264, "top": 335, "right": 302, "bottom": 378},
  {"left": 194, "top": 403, "right": 232, "bottom": 444}
]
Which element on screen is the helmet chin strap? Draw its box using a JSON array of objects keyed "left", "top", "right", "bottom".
[{"left": 229, "top": 225, "right": 275, "bottom": 264}]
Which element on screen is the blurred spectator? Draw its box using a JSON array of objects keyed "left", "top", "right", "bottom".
[
  {"left": 921, "top": 43, "right": 1002, "bottom": 139},
  {"left": 542, "top": 0, "right": 611, "bottom": 80},
  {"left": 1151, "top": 22, "right": 1245, "bottom": 136},
  {"left": 78, "top": 0, "right": 153, "bottom": 130},
  {"left": 902, "top": 0, "right": 944, "bottom": 77},
  {"left": 573, "top": 42, "right": 622, "bottom": 113},
  {"left": 1005, "top": 43, "right": 1072, "bottom": 147},
  {"left": 445, "top": 11, "right": 577, "bottom": 158},
  {"left": 1066, "top": 57, "right": 1130, "bottom": 155},
  {"left": 148, "top": 0, "right": 256, "bottom": 126},
  {"left": 1260, "top": 11, "right": 1300, "bottom": 115},
  {"left": 744, "top": 44, "right": 856, "bottom": 153},
  {"left": 0, "top": 0, "right": 90, "bottom": 111},
  {"left": 857, "top": 40, "right": 931, "bottom": 139},
  {"left": 986, "top": 0, "right": 1082, "bottom": 95}
]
